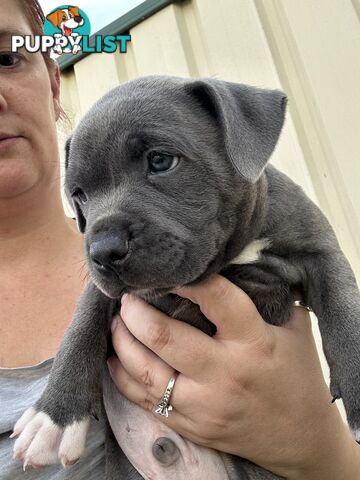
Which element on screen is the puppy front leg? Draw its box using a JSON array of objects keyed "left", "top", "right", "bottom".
[
  {"left": 305, "top": 252, "right": 360, "bottom": 440},
  {"left": 12, "top": 282, "right": 113, "bottom": 469}
]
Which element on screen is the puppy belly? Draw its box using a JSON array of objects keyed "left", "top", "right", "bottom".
[{"left": 103, "top": 373, "right": 235, "bottom": 480}]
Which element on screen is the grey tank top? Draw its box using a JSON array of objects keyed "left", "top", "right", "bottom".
[{"left": 0, "top": 358, "right": 105, "bottom": 479}]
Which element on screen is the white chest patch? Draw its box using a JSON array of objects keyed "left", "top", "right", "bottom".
[{"left": 230, "top": 238, "right": 270, "bottom": 265}]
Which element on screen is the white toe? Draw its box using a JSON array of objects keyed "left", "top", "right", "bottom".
[
  {"left": 24, "top": 413, "right": 63, "bottom": 465},
  {"left": 59, "top": 418, "right": 90, "bottom": 466},
  {"left": 13, "top": 411, "right": 46, "bottom": 459},
  {"left": 12, "top": 407, "right": 36, "bottom": 437}
]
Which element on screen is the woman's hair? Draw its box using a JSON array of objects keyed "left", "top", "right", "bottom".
[
  {"left": 21, "top": 0, "right": 68, "bottom": 120},
  {"left": 22, "top": 0, "right": 55, "bottom": 69}
]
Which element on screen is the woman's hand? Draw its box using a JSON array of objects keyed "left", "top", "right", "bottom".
[{"left": 108, "top": 274, "right": 359, "bottom": 479}]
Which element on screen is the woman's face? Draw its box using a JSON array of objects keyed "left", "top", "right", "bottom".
[{"left": 0, "top": 0, "right": 61, "bottom": 199}]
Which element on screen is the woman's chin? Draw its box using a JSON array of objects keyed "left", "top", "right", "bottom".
[{"left": 0, "top": 163, "right": 40, "bottom": 199}]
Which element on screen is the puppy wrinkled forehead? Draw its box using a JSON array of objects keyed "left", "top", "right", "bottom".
[
  {"left": 94, "top": 77, "right": 191, "bottom": 126},
  {"left": 106, "top": 75, "right": 188, "bottom": 105},
  {"left": 73, "top": 75, "right": 219, "bottom": 156}
]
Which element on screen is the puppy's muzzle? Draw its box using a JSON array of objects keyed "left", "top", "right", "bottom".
[{"left": 90, "top": 235, "right": 129, "bottom": 273}]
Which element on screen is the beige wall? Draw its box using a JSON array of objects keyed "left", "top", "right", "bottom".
[{"left": 59, "top": 0, "right": 360, "bottom": 417}]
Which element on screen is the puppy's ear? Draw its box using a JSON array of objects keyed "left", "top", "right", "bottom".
[
  {"left": 64, "top": 135, "right": 72, "bottom": 169},
  {"left": 64, "top": 135, "right": 86, "bottom": 233},
  {"left": 72, "top": 202, "right": 86, "bottom": 234},
  {"left": 185, "top": 79, "right": 287, "bottom": 183}
]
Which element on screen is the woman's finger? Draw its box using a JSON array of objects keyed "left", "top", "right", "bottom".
[
  {"left": 111, "top": 314, "right": 176, "bottom": 400},
  {"left": 107, "top": 356, "right": 159, "bottom": 411},
  {"left": 173, "top": 274, "right": 268, "bottom": 341},
  {"left": 107, "top": 355, "right": 188, "bottom": 413},
  {"left": 120, "top": 294, "right": 217, "bottom": 380}
]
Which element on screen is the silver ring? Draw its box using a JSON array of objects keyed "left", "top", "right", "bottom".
[
  {"left": 293, "top": 300, "right": 313, "bottom": 312},
  {"left": 155, "top": 373, "right": 178, "bottom": 418}
]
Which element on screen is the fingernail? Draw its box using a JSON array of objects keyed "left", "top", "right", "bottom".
[{"left": 111, "top": 315, "right": 119, "bottom": 333}]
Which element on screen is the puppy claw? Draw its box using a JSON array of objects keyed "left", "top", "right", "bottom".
[
  {"left": 9, "top": 431, "right": 19, "bottom": 439},
  {"left": 61, "top": 456, "right": 80, "bottom": 468},
  {"left": 23, "top": 458, "right": 44, "bottom": 471},
  {"left": 13, "top": 448, "right": 24, "bottom": 460}
]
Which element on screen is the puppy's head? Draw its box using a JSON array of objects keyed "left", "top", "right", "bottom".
[{"left": 65, "top": 76, "right": 286, "bottom": 298}]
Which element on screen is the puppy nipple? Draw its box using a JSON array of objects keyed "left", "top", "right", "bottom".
[{"left": 152, "top": 437, "right": 180, "bottom": 466}]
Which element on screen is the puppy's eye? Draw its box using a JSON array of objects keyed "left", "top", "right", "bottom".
[
  {"left": 147, "top": 151, "right": 179, "bottom": 174},
  {"left": 71, "top": 188, "right": 88, "bottom": 204}
]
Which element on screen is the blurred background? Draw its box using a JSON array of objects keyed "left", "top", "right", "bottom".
[{"left": 41, "top": 0, "right": 360, "bottom": 417}]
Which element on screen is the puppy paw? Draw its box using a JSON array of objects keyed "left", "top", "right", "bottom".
[{"left": 12, "top": 407, "right": 90, "bottom": 469}]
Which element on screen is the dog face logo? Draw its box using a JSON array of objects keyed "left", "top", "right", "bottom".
[
  {"left": 44, "top": 5, "right": 90, "bottom": 55},
  {"left": 46, "top": 6, "right": 85, "bottom": 37}
]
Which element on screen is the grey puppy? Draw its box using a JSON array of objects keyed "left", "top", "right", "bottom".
[{"left": 12, "top": 75, "right": 360, "bottom": 479}]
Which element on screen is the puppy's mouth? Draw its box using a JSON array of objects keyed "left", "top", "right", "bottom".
[
  {"left": 92, "top": 273, "right": 174, "bottom": 301},
  {"left": 86, "top": 222, "right": 223, "bottom": 299},
  {"left": 123, "top": 286, "right": 173, "bottom": 301},
  {"left": 88, "top": 247, "right": 221, "bottom": 301},
  {"left": 87, "top": 259, "right": 173, "bottom": 300}
]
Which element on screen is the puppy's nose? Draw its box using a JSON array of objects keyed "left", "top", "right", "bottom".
[{"left": 89, "top": 235, "right": 129, "bottom": 271}]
